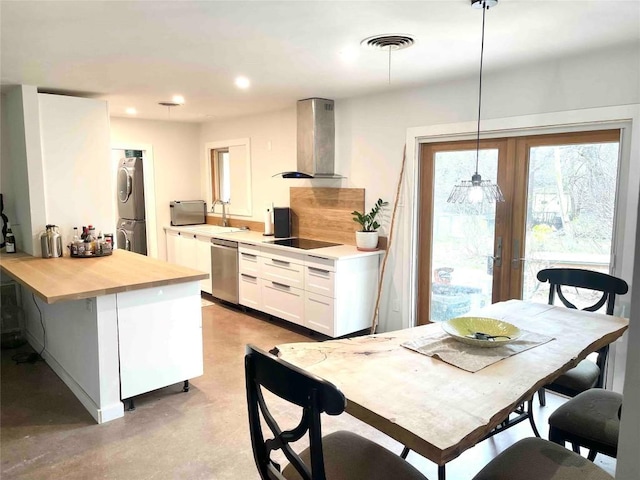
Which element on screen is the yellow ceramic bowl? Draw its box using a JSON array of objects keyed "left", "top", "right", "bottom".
[{"left": 441, "top": 316, "right": 521, "bottom": 348}]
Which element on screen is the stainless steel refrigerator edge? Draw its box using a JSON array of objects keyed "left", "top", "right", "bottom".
[{"left": 210, "top": 238, "right": 239, "bottom": 304}]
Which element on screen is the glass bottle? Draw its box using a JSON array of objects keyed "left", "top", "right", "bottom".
[
  {"left": 88, "top": 226, "right": 97, "bottom": 254},
  {"left": 71, "top": 227, "right": 80, "bottom": 256},
  {"left": 5, "top": 222, "right": 16, "bottom": 253}
]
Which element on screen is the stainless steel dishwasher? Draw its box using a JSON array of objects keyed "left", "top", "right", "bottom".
[{"left": 211, "top": 238, "right": 239, "bottom": 304}]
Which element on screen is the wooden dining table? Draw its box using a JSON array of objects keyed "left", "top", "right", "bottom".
[{"left": 275, "top": 300, "right": 629, "bottom": 479}]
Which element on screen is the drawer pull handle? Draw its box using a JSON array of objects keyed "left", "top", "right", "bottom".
[
  {"left": 308, "top": 267, "right": 329, "bottom": 274},
  {"left": 271, "top": 281, "right": 291, "bottom": 289},
  {"left": 272, "top": 259, "right": 291, "bottom": 266},
  {"left": 241, "top": 273, "right": 257, "bottom": 280},
  {"left": 242, "top": 253, "right": 257, "bottom": 259},
  {"left": 308, "top": 255, "right": 330, "bottom": 260}
]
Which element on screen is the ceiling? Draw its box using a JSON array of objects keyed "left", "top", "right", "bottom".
[{"left": 2, "top": 1, "right": 639, "bottom": 123}]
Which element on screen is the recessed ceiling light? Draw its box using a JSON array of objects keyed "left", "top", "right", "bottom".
[
  {"left": 339, "top": 46, "right": 359, "bottom": 63},
  {"left": 125, "top": 107, "right": 137, "bottom": 115},
  {"left": 235, "top": 76, "right": 250, "bottom": 89},
  {"left": 172, "top": 95, "right": 185, "bottom": 105}
]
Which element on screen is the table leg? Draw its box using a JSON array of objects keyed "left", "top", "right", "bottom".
[{"left": 438, "top": 465, "right": 446, "bottom": 480}]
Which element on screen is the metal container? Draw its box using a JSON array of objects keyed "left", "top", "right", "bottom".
[
  {"left": 170, "top": 200, "right": 206, "bottom": 226},
  {"left": 40, "top": 225, "right": 63, "bottom": 258}
]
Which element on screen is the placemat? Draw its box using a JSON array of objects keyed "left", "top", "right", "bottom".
[{"left": 401, "top": 329, "right": 555, "bottom": 372}]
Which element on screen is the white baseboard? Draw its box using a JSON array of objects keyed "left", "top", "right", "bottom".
[{"left": 24, "top": 330, "right": 124, "bottom": 424}]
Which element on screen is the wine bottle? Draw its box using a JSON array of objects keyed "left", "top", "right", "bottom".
[{"left": 5, "top": 222, "right": 16, "bottom": 253}]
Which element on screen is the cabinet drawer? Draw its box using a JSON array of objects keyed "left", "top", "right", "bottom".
[
  {"left": 260, "top": 256, "right": 304, "bottom": 289},
  {"left": 239, "top": 250, "right": 260, "bottom": 276},
  {"left": 305, "top": 265, "right": 335, "bottom": 298},
  {"left": 262, "top": 281, "right": 304, "bottom": 326},
  {"left": 305, "top": 254, "right": 335, "bottom": 272},
  {"left": 239, "top": 273, "right": 262, "bottom": 310},
  {"left": 304, "top": 292, "right": 335, "bottom": 337}
]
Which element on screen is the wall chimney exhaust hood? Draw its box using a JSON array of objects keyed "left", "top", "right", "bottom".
[{"left": 276, "top": 98, "right": 343, "bottom": 179}]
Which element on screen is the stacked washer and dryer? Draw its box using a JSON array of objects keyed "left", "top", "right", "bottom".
[{"left": 116, "top": 154, "right": 147, "bottom": 255}]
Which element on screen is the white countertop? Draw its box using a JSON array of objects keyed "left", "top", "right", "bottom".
[{"left": 164, "top": 225, "right": 384, "bottom": 261}]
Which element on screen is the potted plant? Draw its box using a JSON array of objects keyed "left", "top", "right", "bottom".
[{"left": 352, "top": 198, "right": 389, "bottom": 250}]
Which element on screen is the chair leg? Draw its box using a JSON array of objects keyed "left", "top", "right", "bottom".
[
  {"left": 571, "top": 442, "right": 581, "bottom": 454},
  {"left": 527, "top": 399, "right": 541, "bottom": 438},
  {"left": 587, "top": 449, "right": 598, "bottom": 462},
  {"left": 548, "top": 426, "right": 565, "bottom": 447},
  {"left": 400, "top": 446, "right": 410, "bottom": 459},
  {"left": 538, "top": 388, "right": 546, "bottom": 407}
]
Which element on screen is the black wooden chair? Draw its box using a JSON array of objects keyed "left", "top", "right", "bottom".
[
  {"left": 535, "top": 268, "right": 628, "bottom": 405},
  {"left": 471, "top": 437, "right": 613, "bottom": 480},
  {"left": 548, "top": 388, "right": 622, "bottom": 461},
  {"left": 244, "top": 344, "right": 428, "bottom": 480}
]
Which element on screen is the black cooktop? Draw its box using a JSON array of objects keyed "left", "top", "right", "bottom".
[{"left": 265, "top": 238, "right": 341, "bottom": 250}]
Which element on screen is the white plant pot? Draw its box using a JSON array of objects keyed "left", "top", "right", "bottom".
[{"left": 355, "top": 231, "right": 379, "bottom": 251}]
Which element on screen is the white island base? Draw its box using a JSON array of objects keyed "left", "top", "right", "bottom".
[{"left": 23, "top": 281, "right": 203, "bottom": 424}]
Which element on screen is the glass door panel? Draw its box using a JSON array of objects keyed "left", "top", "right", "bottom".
[
  {"left": 520, "top": 139, "right": 620, "bottom": 311},
  {"left": 430, "top": 149, "right": 499, "bottom": 322}
]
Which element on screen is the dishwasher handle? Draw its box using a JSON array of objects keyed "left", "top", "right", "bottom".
[{"left": 211, "top": 238, "right": 238, "bottom": 249}]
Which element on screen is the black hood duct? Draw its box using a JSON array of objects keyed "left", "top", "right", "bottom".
[{"left": 276, "top": 98, "right": 342, "bottom": 179}]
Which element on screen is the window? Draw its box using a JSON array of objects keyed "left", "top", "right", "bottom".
[{"left": 205, "top": 138, "right": 252, "bottom": 217}]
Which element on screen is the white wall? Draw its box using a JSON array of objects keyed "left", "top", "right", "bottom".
[
  {"left": 1, "top": 86, "right": 47, "bottom": 254},
  {"left": 199, "top": 106, "right": 301, "bottom": 217},
  {"left": 110, "top": 117, "right": 201, "bottom": 261},
  {"left": 38, "top": 94, "right": 112, "bottom": 249},
  {"left": 617, "top": 192, "right": 640, "bottom": 478}
]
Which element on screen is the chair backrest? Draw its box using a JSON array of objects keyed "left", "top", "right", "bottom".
[
  {"left": 536, "top": 268, "right": 628, "bottom": 388},
  {"left": 536, "top": 268, "right": 628, "bottom": 315},
  {"left": 245, "top": 344, "right": 346, "bottom": 480}
]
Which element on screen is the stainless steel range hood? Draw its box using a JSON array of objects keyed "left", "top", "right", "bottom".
[{"left": 278, "top": 98, "right": 342, "bottom": 179}]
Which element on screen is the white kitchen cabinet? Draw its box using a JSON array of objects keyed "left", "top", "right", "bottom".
[
  {"left": 303, "top": 254, "right": 379, "bottom": 338},
  {"left": 165, "top": 230, "right": 211, "bottom": 294},
  {"left": 243, "top": 245, "right": 379, "bottom": 337},
  {"left": 262, "top": 280, "right": 305, "bottom": 326},
  {"left": 239, "top": 273, "right": 262, "bottom": 309},
  {"left": 166, "top": 230, "right": 180, "bottom": 264},
  {"left": 195, "top": 235, "right": 213, "bottom": 294},
  {"left": 117, "top": 282, "right": 203, "bottom": 399},
  {"left": 239, "top": 243, "right": 262, "bottom": 309}
]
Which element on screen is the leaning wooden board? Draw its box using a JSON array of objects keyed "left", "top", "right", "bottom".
[
  {"left": 0, "top": 249, "right": 207, "bottom": 304},
  {"left": 290, "top": 187, "right": 365, "bottom": 245}
]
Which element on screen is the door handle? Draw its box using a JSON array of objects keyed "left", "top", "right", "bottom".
[
  {"left": 491, "top": 236, "right": 502, "bottom": 267},
  {"left": 511, "top": 239, "right": 521, "bottom": 269}
]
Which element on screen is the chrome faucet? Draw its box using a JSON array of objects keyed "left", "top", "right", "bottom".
[{"left": 212, "top": 199, "right": 229, "bottom": 227}]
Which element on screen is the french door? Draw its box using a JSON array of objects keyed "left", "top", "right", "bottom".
[{"left": 418, "top": 129, "right": 620, "bottom": 325}]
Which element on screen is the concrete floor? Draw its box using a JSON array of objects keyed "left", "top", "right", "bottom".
[{"left": 1, "top": 300, "right": 616, "bottom": 479}]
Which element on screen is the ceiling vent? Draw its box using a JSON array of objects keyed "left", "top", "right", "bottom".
[{"left": 360, "top": 34, "right": 415, "bottom": 51}]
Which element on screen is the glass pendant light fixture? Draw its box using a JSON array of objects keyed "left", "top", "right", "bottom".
[{"left": 448, "top": 0, "right": 505, "bottom": 204}]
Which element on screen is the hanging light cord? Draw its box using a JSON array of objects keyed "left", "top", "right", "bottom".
[{"left": 475, "top": 1, "right": 487, "bottom": 175}]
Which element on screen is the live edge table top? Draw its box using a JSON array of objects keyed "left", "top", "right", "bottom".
[{"left": 276, "top": 300, "right": 629, "bottom": 466}]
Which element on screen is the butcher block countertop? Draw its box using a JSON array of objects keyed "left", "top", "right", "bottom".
[{"left": 0, "top": 249, "right": 208, "bottom": 304}]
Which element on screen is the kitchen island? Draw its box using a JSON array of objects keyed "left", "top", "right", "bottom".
[{"left": 0, "top": 250, "right": 208, "bottom": 424}]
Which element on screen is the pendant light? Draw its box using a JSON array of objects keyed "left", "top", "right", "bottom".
[{"left": 447, "top": 0, "right": 504, "bottom": 204}]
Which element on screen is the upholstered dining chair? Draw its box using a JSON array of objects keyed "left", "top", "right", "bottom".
[
  {"left": 535, "top": 268, "right": 628, "bottom": 405},
  {"left": 471, "top": 437, "right": 613, "bottom": 480},
  {"left": 244, "top": 344, "right": 428, "bottom": 480},
  {"left": 548, "top": 388, "right": 622, "bottom": 461}
]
